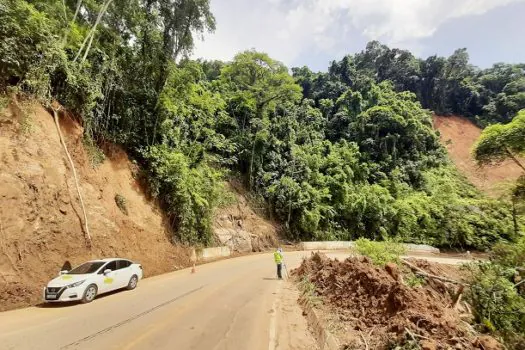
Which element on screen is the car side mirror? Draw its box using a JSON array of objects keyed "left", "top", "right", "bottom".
[
  {"left": 103, "top": 269, "right": 111, "bottom": 275},
  {"left": 59, "top": 270, "right": 69, "bottom": 275}
]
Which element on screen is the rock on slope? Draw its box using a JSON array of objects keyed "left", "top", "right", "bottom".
[
  {"left": 433, "top": 115, "right": 523, "bottom": 196},
  {"left": 213, "top": 181, "right": 278, "bottom": 253},
  {"left": 0, "top": 100, "right": 277, "bottom": 311}
]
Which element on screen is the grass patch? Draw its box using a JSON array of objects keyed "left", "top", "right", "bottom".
[
  {"left": 297, "top": 276, "right": 322, "bottom": 307},
  {"left": 405, "top": 273, "right": 425, "bottom": 288},
  {"left": 216, "top": 185, "right": 237, "bottom": 208},
  {"left": 19, "top": 104, "right": 34, "bottom": 135},
  {"left": 83, "top": 136, "right": 105, "bottom": 167},
  {"left": 354, "top": 238, "right": 406, "bottom": 266},
  {"left": 464, "top": 262, "right": 525, "bottom": 347},
  {"left": 114, "top": 194, "right": 129, "bottom": 215},
  {"left": 0, "top": 94, "right": 9, "bottom": 111}
]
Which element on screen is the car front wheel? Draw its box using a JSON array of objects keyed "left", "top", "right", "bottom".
[
  {"left": 82, "top": 284, "right": 98, "bottom": 303},
  {"left": 127, "top": 275, "right": 138, "bottom": 290}
]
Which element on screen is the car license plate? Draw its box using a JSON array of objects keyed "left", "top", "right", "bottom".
[{"left": 47, "top": 294, "right": 57, "bottom": 299}]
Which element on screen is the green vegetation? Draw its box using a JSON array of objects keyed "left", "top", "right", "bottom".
[
  {"left": 464, "top": 238, "right": 525, "bottom": 347},
  {"left": 404, "top": 273, "right": 425, "bottom": 288},
  {"left": 491, "top": 237, "right": 525, "bottom": 269},
  {"left": 474, "top": 110, "right": 525, "bottom": 168},
  {"left": 354, "top": 238, "right": 406, "bottom": 266},
  {"left": 19, "top": 108, "right": 33, "bottom": 135},
  {"left": 114, "top": 194, "right": 128, "bottom": 216},
  {"left": 297, "top": 276, "right": 322, "bottom": 308},
  {"left": 0, "top": 1, "right": 522, "bottom": 247},
  {"left": 295, "top": 41, "right": 525, "bottom": 126},
  {"left": 83, "top": 136, "right": 105, "bottom": 167},
  {"left": 465, "top": 261, "right": 525, "bottom": 347},
  {"left": 0, "top": 94, "right": 9, "bottom": 110}
]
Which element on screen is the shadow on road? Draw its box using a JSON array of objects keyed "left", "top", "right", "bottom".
[{"left": 36, "top": 288, "right": 129, "bottom": 308}]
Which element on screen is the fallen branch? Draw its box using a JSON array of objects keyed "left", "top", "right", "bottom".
[
  {"left": 515, "top": 279, "right": 525, "bottom": 288},
  {"left": 52, "top": 108, "right": 92, "bottom": 246},
  {"left": 404, "top": 328, "right": 421, "bottom": 349},
  {"left": 451, "top": 285, "right": 465, "bottom": 309},
  {"left": 402, "top": 259, "right": 467, "bottom": 285},
  {"left": 359, "top": 331, "right": 369, "bottom": 350}
]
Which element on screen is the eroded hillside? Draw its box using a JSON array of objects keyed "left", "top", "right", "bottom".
[
  {"left": 433, "top": 115, "right": 523, "bottom": 196},
  {"left": 0, "top": 100, "right": 276, "bottom": 311}
]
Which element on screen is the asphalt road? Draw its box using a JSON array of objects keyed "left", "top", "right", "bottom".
[{"left": 0, "top": 251, "right": 470, "bottom": 350}]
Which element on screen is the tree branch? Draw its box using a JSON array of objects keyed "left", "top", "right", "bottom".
[
  {"left": 52, "top": 108, "right": 92, "bottom": 247},
  {"left": 61, "top": 0, "right": 68, "bottom": 22},
  {"left": 63, "top": 0, "right": 83, "bottom": 46},
  {"left": 505, "top": 146, "right": 525, "bottom": 172},
  {"left": 402, "top": 259, "right": 467, "bottom": 285},
  {"left": 80, "top": 0, "right": 113, "bottom": 64}
]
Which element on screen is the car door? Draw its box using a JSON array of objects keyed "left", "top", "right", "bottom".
[
  {"left": 116, "top": 260, "right": 132, "bottom": 288},
  {"left": 98, "top": 260, "right": 118, "bottom": 293}
]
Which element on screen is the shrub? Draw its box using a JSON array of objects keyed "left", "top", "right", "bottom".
[
  {"left": 465, "top": 262, "right": 525, "bottom": 346},
  {"left": 491, "top": 236, "right": 525, "bottom": 269},
  {"left": 142, "top": 144, "right": 225, "bottom": 245},
  {"left": 405, "top": 273, "right": 425, "bottom": 288},
  {"left": 114, "top": 194, "right": 128, "bottom": 215},
  {"left": 0, "top": 0, "right": 67, "bottom": 99},
  {"left": 84, "top": 136, "right": 105, "bottom": 167},
  {"left": 354, "top": 238, "right": 406, "bottom": 266},
  {"left": 297, "top": 276, "right": 322, "bottom": 307}
]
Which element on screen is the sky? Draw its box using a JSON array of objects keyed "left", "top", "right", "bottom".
[{"left": 192, "top": 0, "right": 525, "bottom": 71}]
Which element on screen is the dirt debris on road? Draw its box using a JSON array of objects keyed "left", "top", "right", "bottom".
[{"left": 294, "top": 253, "right": 502, "bottom": 350}]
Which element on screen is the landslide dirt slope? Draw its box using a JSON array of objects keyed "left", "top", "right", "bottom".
[
  {"left": 0, "top": 101, "right": 192, "bottom": 310},
  {"left": 433, "top": 115, "right": 523, "bottom": 196},
  {"left": 0, "top": 100, "right": 277, "bottom": 311}
]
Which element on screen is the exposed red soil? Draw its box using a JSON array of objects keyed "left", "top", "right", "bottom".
[
  {"left": 0, "top": 101, "right": 195, "bottom": 311},
  {"left": 294, "top": 253, "right": 502, "bottom": 350},
  {"left": 0, "top": 99, "right": 276, "bottom": 311},
  {"left": 433, "top": 115, "right": 523, "bottom": 197}
]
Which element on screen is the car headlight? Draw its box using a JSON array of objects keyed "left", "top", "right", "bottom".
[{"left": 67, "top": 280, "right": 86, "bottom": 288}]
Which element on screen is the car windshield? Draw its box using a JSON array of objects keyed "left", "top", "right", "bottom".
[{"left": 67, "top": 262, "right": 105, "bottom": 275}]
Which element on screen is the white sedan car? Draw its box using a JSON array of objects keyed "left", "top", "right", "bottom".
[{"left": 43, "top": 258, "right": 143, "bottom": 303}]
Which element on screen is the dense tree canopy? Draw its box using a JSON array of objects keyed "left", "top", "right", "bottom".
[
  {"left": 474, "top": 110, "right": 525, "bottom": 170},
  {"left": 294, "top": 41, "right": 525, "bottom": 127},
  {"left": 1, "top": 1, "right": 523, "bottom": 247}
]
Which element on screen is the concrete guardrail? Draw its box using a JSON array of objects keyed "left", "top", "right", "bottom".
[
  {"left": 301, "top": 241, "right": 440, "bottom": 254},
  {"left": 196, "top": 246, "right": 231, "bottom": 260}
]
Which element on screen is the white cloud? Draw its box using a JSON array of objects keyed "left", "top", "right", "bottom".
[{"left": 192, "top": 0, "right": 525, "bottom": 65}]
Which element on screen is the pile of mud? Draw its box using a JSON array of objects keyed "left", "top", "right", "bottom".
[{"left": 294, "top": 253, "right": 501, "bottom": 350}]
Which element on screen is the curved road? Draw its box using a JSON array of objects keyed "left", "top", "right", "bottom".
[{"left": 0, "top": 251, "right": 469, "bottom": 350}]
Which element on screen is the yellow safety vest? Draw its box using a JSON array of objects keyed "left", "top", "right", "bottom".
[{"left": 274, "top": 251, "right": 283, "bottom": 264}]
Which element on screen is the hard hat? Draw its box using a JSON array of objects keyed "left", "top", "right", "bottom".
[{"left": 277, "top": 247, "right": 282, "bottom": 252}]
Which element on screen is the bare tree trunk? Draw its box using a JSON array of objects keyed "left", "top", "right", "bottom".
[
  {"left": 74, "top": 0, "right": 112, "bottom": 64},
  {"left": 512, "top": 198, "right": 519, "bottom": 238},
  {"left": 402, "top": 259, "right": 466, "bottom": 285},
  {"left": 72, "top": 0, "right": 82, "bottom": 23},
  {"left": 73, "top": 29, "right": 92, "bottom": 62},
  {"left": 61, "top": 0, "right": 68, "bottom": 22},
  {"left": 52, "top": 108, "right": 92, "bottom": 246},
  {"left": 62, "top": 0, "right": 83, "bottom": 46},
  {"left": 249, "top": 138, "right": 256, "bottom": 190},
  {"left": 505, "top": 146, "right": 525, "bottom": 172},
  {"left": 81, "top": 0, "right": 112, "bottom": 64}
]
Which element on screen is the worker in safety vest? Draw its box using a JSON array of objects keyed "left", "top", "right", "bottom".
[{"left": 274, "top": 248, "right": 284, "bottom": 279}]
